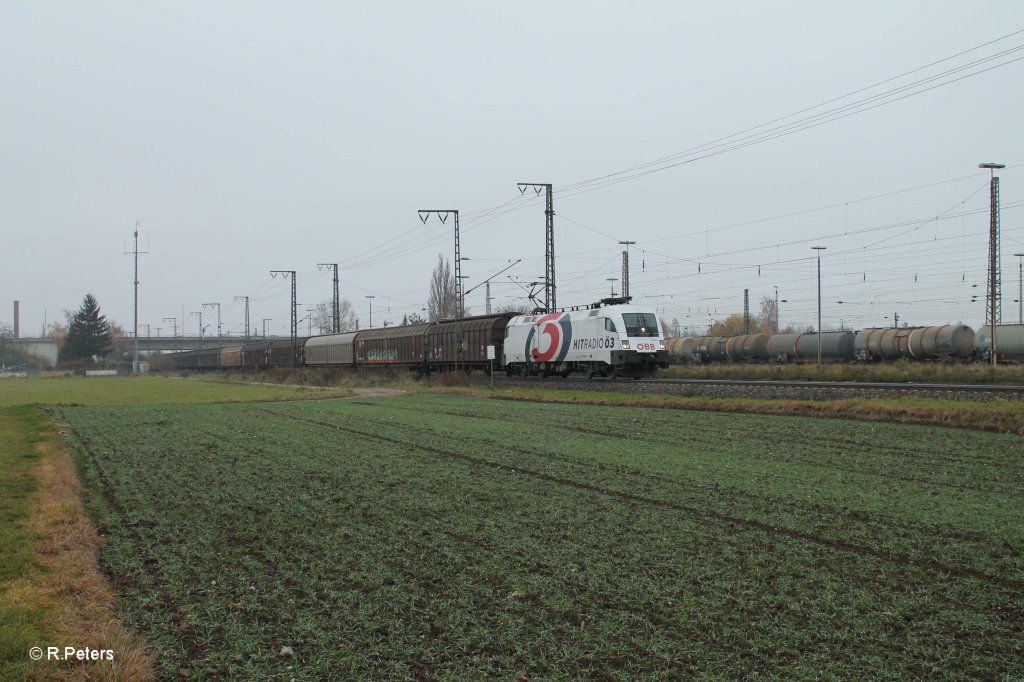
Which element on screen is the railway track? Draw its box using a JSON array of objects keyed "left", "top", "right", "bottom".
[{"left": 485, "top": 375, "right": 1024, "bottom": 401}]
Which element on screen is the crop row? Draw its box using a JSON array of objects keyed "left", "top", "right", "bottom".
[{"left": 57, "top": 395, "right": 1024, "bottom": 680}]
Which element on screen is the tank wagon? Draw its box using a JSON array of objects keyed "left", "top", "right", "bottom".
[
  {"left": 855, "top": 325, "right": 974, "bottom": 361},
  {"left": 503, "top": 304, "right": 668, "bottom": 378},
  {"left": 725, "top": 334, "right": 770, "bottom": 361},
  {"left": 765, "top": 331, "right": 855, "bottom": 362},
  {"left": 669, "top": 331, "right": 856, "bottom": 363},
  {"left": 692, "top": 336, "right": 729, "bottom": 362},
  {"left": 975, "top": 325, "right": 1024, "bottom": 361},
  {"left": 668, "top": 325, "right": 981, "bottom": 364}
]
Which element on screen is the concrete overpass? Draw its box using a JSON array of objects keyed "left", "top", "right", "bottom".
[
  {"left": 12, "top": 335, "right": 292, "bottom": 362},
  {"left": 127, "top": 335, "right": 290, "bottom": 352}
]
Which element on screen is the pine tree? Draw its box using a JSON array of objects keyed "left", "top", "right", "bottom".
[{"left": 59, "top": 294, "right": 112, "bottom": 363}]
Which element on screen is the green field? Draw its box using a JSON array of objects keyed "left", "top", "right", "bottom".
[
  {"left": 0, "top": 376, "right": 345, "bottom": 408},
  {"left": 54, "top": 393, "right": 1024, "bottom": 680}
]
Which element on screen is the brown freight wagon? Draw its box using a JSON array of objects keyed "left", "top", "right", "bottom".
[
  {"left": 242, "top": 341, "right": 273, "bottom": 368},
  {"left": 426, "top": 314, "right": 515, "bottom": 372},
  {"left": 353, "top": 324, "right": 432, "bottom": 367},
  {"left": 268, "top": 338, "right": 307, "bottom": 367}
]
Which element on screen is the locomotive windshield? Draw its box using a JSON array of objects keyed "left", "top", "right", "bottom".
[{"left": 621, "top": 313, "right": 659, "bottom": 337}]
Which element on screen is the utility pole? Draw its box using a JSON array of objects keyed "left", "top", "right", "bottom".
[
  {"left": 894, "top": 312, "right": 900, "bottom": 328},
  {"left": 485, "top": 281, "right": 492, "bottom": 315},
  {"left": 418, "top": 209, "right": 463, "bottom": 371},
  {"left": 234, "top": 296, "right": 250, "bottom": 340},
  {"left": 743, "top": 289, "right": 750, "bottom": 334},
  {"left": 518, "top": 183, "right": 555, "bottom": 312},
  {"left": 124, "top": 223, "right": 148, "bottom": 375},
  {"left": 1015, "top": 253, "right": 1024, "bottom": 325},
  {"left": 271, "top": 270, "right": 297, "bottom": 366},
  {"left": 812, "top": 246, "right": 827, "bottom": 367},
  {"left": 262, "top": 318, "right": 272, "bottom": 337},
  {"left": 980, "top": 162, "right": 1005, "bottom": 365},
  {"left": 318, "top": 263, "right": 340, "bottom": 333},
  {"left": 774, "top": 286, "right": 779, "bottom": 334},
  {"left": 202, "top": 303, "right": 222, "bottom": 339},
  {"left": 365, "top": 296, "right": 375, "bottom": 329}
]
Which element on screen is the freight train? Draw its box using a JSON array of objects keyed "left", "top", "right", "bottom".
[
  {"left": 172, "top": 303, "right": 670, "bottom": 378},
  {"left": 665, "top": 324, "right": 1024, "bottom": 364}
]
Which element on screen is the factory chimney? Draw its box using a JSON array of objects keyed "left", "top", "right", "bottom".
[{"left": 13, "top": 301, "right": 19, "bottom": 339}]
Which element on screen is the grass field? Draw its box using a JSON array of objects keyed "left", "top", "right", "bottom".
[
  {"left": 0, "top": 375, "right": 346, "bottom": 408},
  {"left": 0, "top": 377, "right": 348, "bottom": 681},
  {"left": 55, "top": 393, "right": 1024, "bottom": 680}
]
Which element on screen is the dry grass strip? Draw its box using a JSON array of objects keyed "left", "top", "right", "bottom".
[
  {"left": 482, "top": 390, "right": 1024, "bottom": 436},
  {"left": 23, "top": 421, "right": 154, "bottom": 682}
]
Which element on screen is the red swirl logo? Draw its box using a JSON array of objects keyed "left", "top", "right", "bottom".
[{"left": 532, "top": 313, "right": 563, "bottom": 362}]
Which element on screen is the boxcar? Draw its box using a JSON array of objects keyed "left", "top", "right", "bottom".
[
  {"left": 268, "top": 338, "right": 307, "bottom": 367},
  {"left": 305, "top": 332, "right": 359, "bottom": 366},
  {"left": 353, "top": 324, "right": 431, "bottom": 368},
  {"left": 242, "top": 341, "right": 273, "bottom": 369},
  {"left": 172, "top": 347, "right": 221, "bottom": 370},
  {"left": 219, "top": 344, "right": 245, "bottom": 369},
  {"left": 427, "top": 314, "right": 514, "bottom": 372}
]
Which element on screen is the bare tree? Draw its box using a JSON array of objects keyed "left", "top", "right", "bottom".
[
  {"left": 494, "top": 302, "right": 531, "bottom": 315},
  {"left": 428, "top": 254, "right": 456, "bottom": 322},
  {"left": 312, "top": 299, "right": 357, "bottom": 334},
  {"left": 707, "top": 314, "right": 747, "bottom": 336},
  {"left": 757, "top": 295, "right": 778, "bottom": 334}
]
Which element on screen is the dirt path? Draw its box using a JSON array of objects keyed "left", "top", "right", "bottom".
[{"left": 351, "top": 387, "right": 408, "bottom": 398}]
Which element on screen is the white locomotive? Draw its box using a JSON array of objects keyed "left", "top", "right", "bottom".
[{"left": 503, "top": 303, "right": 668, "bottom": 378}]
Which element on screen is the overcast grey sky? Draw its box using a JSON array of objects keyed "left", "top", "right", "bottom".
[{"left": 3, "top": 1, "right": 1023, "bottom": 338}]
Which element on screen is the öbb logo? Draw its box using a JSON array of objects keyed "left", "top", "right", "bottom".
[{"left": 526, "top": 312, "right": 573, "bottom": 363}]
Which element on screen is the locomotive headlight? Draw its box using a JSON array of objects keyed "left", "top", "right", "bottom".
[
  {"left": 621, "top": 340, "right": 631, "bottom": 350},
  {"left": 659, "top": 340, "right": 665, "bottom": 350}
]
